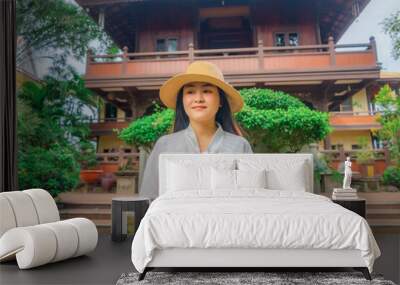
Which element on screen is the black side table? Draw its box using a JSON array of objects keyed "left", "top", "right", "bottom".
[
  {"left": 112, "top": 196, "right": 151, "bottom": 242},
  {"left": 332, "top": 198, "right": 366, "bottom": 218}
]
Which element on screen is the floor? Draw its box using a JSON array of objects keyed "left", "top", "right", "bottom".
[
  {"left": 1, "top": 232, "right": 399, "bottom": 285},
  {"left": 0, "top": 235, "right": 135, "bottom": 285}
]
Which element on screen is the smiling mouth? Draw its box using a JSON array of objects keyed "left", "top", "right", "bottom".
[{"left": 192, "top": 106, "right": 207, "bottom": 110}]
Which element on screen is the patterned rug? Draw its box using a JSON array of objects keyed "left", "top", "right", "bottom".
[{"left": 116, "top": 271, "right": 396, "bottom": 285}]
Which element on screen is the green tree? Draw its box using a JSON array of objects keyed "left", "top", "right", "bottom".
[
  {"left": 374, "top": 84, "right": 400, "bottom": 189},
  {"left": 17, "top": 72, "right": 99, "bottom": 196},
  {"left": 374, "top": 84, "right": 400, "bottom": 167},
  {"left": 382, "top": 10, "right": 400, "bottom": 60},
  {"left": 117, "top": 102, "right": 173, "bottom": 153},
  {"left": 16, "top": 0, "right": 113, "bottom": 71},
  {"left": 236, "top": 88, "right": 331, "bottom": 153},
  {"left": 118, "top": 88, "right": 331, "bottom": 153}
]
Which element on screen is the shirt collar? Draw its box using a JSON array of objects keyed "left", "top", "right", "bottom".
[{"left": 184, "top": 121, "right": 224, "bottom": 153}]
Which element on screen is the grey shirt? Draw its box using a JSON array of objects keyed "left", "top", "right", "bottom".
[{"left": 139, "top": 121, "right": 253, "bottom": 199}]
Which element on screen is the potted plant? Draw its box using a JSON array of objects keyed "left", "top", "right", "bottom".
[
  {"left": 115, "top": 157, "right": 137, "bottom": 194},
  {"left": 356, "top": 137, "right": 376, "bottom": 177},
  {"left": 78, "top": 141, "right": 103, "bottom": 184}
]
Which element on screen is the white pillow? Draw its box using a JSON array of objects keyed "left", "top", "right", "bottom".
[
  {"left": 237, "top": 158, "right": 308, "bottom": 192},
  {"left": 211, "top": 167, "right": 236, "bottom": 190},
  {"left": 236, "top": 169, "right": 267, "bottom": 189},
  {"left": 166, "top": 159, "right": 235, "bottom": 192},
  {"left": 211, "top": 168, "right": 268, "bottom": 191}
]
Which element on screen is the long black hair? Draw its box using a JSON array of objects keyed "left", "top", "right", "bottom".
[{"left": 171, "top": 86, "right": 243, "bottom": 136}]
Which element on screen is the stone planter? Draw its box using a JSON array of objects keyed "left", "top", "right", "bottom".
[{"left": 115, "top": 171, "right": 137, "bottom": 194}]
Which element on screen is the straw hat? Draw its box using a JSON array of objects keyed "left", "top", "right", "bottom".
[{"left": 159, "top": 61, "right": 244, "bottom": 113}]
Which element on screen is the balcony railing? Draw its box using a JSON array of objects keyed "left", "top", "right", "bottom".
[
  {"left": 96, "top": 150, "right": 139, "bottom": 166},
  {"left": 87, "top": 117, "right": 133, "bottom": 134},
  {"left": 85, "top": 36, "right": 379, "bottom": 79},
  {"left": 319, "top": 143, "right": 392, "bottom": 177},
  {"left": 329, "top": 111, "right": 380, "bottom": 116},
  {"left": 87, "top": 117, "right": 133, "bottom": 123},
  {"left": 329, "top": 111, "right": 381, "bottom": 130}
]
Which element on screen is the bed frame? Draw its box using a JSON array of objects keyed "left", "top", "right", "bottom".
[
  {"left": 137, "top": 154, "right": 372, "bottom": 281},
  {"left": 139, "top": 248, "right": 371, "bottom": 280}
]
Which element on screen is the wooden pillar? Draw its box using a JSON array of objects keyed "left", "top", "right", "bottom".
[
  {"left": 369, "top": 36, "right": 378, "bottom": 65},
  {"left": 129, "top": 96, "right": 139, "bottom": 120},
  {"left": 257, "top": 39, "right": 264, "bottom": 70},
  {"left": 328, "top": 36, "right": 335, "bottom": 66},
  {"left": 86, "top": 48, "right": 93, "bottom": 75},
  {"left": 188, "top": 43, "right": 194, "bottom": 63},
  {"left": 312, "top": 86, "right": 333, "bottom": 150},
  {"left": 338, "top": 144, "right": 345, "bottom": 161},
  {"left": 122, "top": 46, "right": 128, "bottom": 75}
]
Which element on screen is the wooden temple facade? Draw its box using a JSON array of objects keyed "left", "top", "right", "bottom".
[
  {"left": 75, "top": 0, "right": 398, "bottom": 154},
  {"left": 62, "top": 0, "right": 400, "bottom": 232}
]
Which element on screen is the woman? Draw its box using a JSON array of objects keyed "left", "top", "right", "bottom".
[{"left": 139, "top": 61, "right": 253, "bottom": 199}]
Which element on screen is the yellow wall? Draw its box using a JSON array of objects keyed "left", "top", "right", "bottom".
[
  {"left": 329, "top": 130, "right": 372, "bottom": 149},
  {"left": 97, "top": 98, "right": 131, "bottom": 153},
  {"left": 351, "top": 88, "right": 369, "bottom": 113},
  {"left": 118, "top": 108, "right": 125, "bottom": 119},
  {"left": 98, "top": 134, "right": 131, "bottom": 152}
]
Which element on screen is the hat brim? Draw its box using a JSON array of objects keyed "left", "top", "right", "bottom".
[{"left": 159, "top": 73, "right": 243, "bottom": 113}]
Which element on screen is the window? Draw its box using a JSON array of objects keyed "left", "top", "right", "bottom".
[
  {"left": 156, "top": 38, "right": 178, "bottom": 52},
  {"left": 275, "top": 33, "right": 285, "bottom": 46},
  {"left": 288, "top": 33, "right": 299, "bottom": 46},
  {"left": 156, "top": 39, "right": 166, "bottom": 51},
  {"left": 274, "top": 32, "right": 299, "bottom": 47},
  {"left": 372, "top": 136, "right": 384, "bottom": 149},
  {"left": 105, "top": 103, "right": 117, "bottom": 120}
]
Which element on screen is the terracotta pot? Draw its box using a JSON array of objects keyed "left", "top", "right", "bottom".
[
  {"left": 99, "top": 162, "right": 119, "bottom": 173},
  {"left": 80, "top": 169, "right": 104, "bottom": 184}
]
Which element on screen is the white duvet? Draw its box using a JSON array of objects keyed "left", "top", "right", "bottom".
[{"left": 131, "top": 189, "right": 381, "bottom": 273}]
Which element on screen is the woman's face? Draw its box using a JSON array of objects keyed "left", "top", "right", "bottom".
[{"left": 182, "top": 82, "right": 220, "bottom": 124}]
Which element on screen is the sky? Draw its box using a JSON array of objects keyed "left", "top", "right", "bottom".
[{"left": 339, "top": 0, "right": 400, "bottom": 71}]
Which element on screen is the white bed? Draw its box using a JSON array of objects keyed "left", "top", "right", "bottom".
[{"left": 131, "top": 153, "right": 381, "bottom": 281}]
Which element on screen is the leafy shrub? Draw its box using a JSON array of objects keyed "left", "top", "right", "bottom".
[
  {"left": 18, "top": 145, "right": 80, "bottom": 197},
  {"left": 17, "top": 73, "right": 97, "bottom": 196},
  {"left": 382, "top": 166, "right": 400, "bottom": 189}
]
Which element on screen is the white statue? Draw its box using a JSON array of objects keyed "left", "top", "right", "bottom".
[{"left": 342, "top": 156, "right": 352, "bottom": 189}]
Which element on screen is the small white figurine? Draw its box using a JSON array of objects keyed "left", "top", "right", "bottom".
[{"left": 342, "top": 156, "right": 352, "bottom": 189}]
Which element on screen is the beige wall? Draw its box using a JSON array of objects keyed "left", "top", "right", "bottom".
[
  {"left": 351, "top": 88, "right": 369, "bottom": 113},
  {"left": 329, "top": 130, "right": 372, "bottom": 149},
  {"left": 98, "top": 134, "right": 132, "bottom": 153}
]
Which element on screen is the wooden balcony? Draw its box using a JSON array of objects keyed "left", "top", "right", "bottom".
[
  {"left": 320, "top": 144, "right": 392, "bottom": 179},
  {"left": 84, "top": 37, "right": 380, "bottom": 90},
  {"left": 329, "top": 111, "right": 381, "bottom": 130},
  {"left": 89, "top": 117, "right": 132, "bottom": 136}
]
